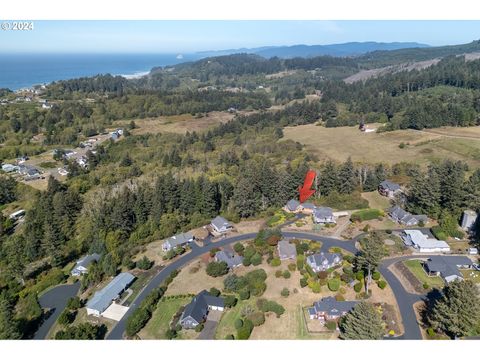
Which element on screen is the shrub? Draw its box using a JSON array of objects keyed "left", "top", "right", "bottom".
[
  {"left": 234, "top": 318, "right": 244, "bottom": 330},
  {"left": 126, "top": 308, "right": 151, "bottom": 337},
  {"left": 242, "top": 257, "right": 252, "bottom": 266},
  {"left": 288, "top": 263, "right": 296, "bottom": 272},
  {"left": 386, "top": 229, "right": 392, "bottom": 234},
  {"left": 165, "top": 329, "right": 177, "bottom": 339},
  {"left": 251, "top": 253, "right": 262, "bottom": 266},
  {"left": 426, "top": 328, "right": 436, "bottom": 338},
  {"left": 247, "top": 311, "right": 265, "bottom": 327},
  {"left": 282, "top": 270, "right": 291, "bottom": 279},
  {"left": 296, "top": 255, "right": 305, "bottom": 270},
  {"left": 58, "top": 309, "right": 76, "bottom": 326},
  {"left": 318, "top": 271, "right": 328, "bottom": 280},
  {"left": 355, "top": 271, "right": 364, "bottom": 281},
  {"left": 281, "top": 287, "right": 290, "bottom": 297},
  {"left": 327, "top": 278, "right": 340, "bottom": 292},
  {"left": 335, "top": 294, "right": 345, "bottom": 301},
  {"left": 258, "top": 299, "right": 285, "bottom": 317},
  {"left": 239, "top": 289, "right": 250, "bottom": 300},
  {"left": 354, "top": 282, "right": 363, "bottom": 293},
  {"left": 195, "top": 323, "right": 204, "bottom": 332},
  {"left": 225, "top": 334, "right": 234, "bottom": 340},
  {"left": 136, "top": 256, "right": 153, "bottom": 270},
  {"left": 431, "top": 226, "right": 448, "bottom": 241},
  {"left": 209, "top": 287, "right": 221, "bottom": 297},
  {"left": 300, "top": 278, "right": 308, "bottom": 288},
  {"left": 270, "top": 258, "right": 281, "bottom": 267},
  {"left": 266, "top": 235, "right": 281, "bottom": 246},
  {"left": 275, "top": 270, "right": 283, "bottom": 278},
  {"left": 326, "top": 321, "right": 337, "bottom": 331},
  {"left": 223, "top": 295, "right": 238, "bottom": 308},
  {"left": 372, "top": 271, "right": 381, "bottom": 281},
  {"left": 343, "top": 255, "right": 354, "bottom": 264},
  {"left": 423, "top": 282, "right": 430, "bottom": 289},
  {"left": 237, "top": 319, "right": 254, "bottom": 340},
  {"left": 233, "top": 243, "right": 245, "bottom": 255},
  {"left": 310, "top": 281, "right": 321, "bottom": 293},
  {"left": 206, "top": 261, "right": 229, "bottom": 277},
  {"left": 66, "top": 296, "right": 81, "bottom": 310},
  {"left": 377, "top": 280, "right": 387, "bottom": 289}
]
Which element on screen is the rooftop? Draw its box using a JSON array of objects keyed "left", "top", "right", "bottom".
[{"left": 86, "top": 272, "right": 135, "bottom": 313}]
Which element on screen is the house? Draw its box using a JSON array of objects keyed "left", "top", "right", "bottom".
[
  {"left": 424, "top": 256, "right": 473, "bottom": 283},
  {"left": 401, "top": 230, "right": 450, "bottom": 253},
  {"left": 312, "top": 207, "right": 336, "bottom": 224},
  {"left": 389, "top": 206, "right": 428, "bottom": 226},
  {"left": 461, "top": 210, "right": 478, "bottom": 232},
  {"left": 210, "top": 216, "right": 233, "bottom": 233},
  {"left": 306, "top": 252, "right": 342, "bottom": 272},
  {"left": 378, "top": 180, "right": 402, "bottom": 198},
  {"left": 1, "top": 164, "right": 18, "bottom": 173},
  {"left": 308, "top": 296, "right": 358, "bottom": 322},
  {"left": 214, "top": 247, "right": 243, "bottom": 269},
  {"left": 300, "top": 202, "right": 316, "bottom": 214},
  {"left": 162, "top": 232, "right": 194, "bottom": 251},
  {"left": 9, "top": 209, "right": 25, "bottom": 221},
  {"left": 86, "top": 272, "right": 135, "bottom": 317},
  {"left": 277, "top": 240, "right": 297, "bottom": 260},
  {"left": 285, "top": 199, "right": 301, "bottom": 213},
  {"left": 179, "top": 290, "right": 225, "bottom": 329},
  {"left": 71, "top": 253, "right": 101, "bottom": 276}
]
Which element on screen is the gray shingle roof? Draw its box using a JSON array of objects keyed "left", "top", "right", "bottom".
[
  {"left": 308, "top": 252, "right": 342, "bottom": 269},
  {"left": 215, "top": 250, "right": 243, "bottom": 268},
  {"left": 380, "top": 180, "right": 401, "bottom": 191},
  {"left": 181, "top": 290, "right": 225, "bottom": 324},
  {"left": 301, "top": 202, "right": 316, "bottom": 210},
  {"left": 86, "top": 272, "right": 135, "bottom": 313},
  {"left": 277, "top": 240, "right": 297, "bottom": 259},
  {"left": 76, "top": 253, "right": 101, "bottom": 268},
  {"left": 312, "top": 296, "right": 358, "bottom": 317},
  {"left": 425, "top": 256, "right": 473, "bottom": 279},
  {"left": 286, "top": 199, "right": 300, "bottom": 211},
  {"left": 313, "top": 207, "right": 333, "bottom": 218},
  {"left": 167, "top": 232, "right": 193, "bottom": 247},
  {"left": 211, "top": 216, "right": 231, "bottom": 230}
]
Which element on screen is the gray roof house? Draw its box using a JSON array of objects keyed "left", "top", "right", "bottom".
[
  {"left": 162, "top": 232, "right": 194, "bottom": 251},
  {"left": 312, "top": 207, "right": 336, "bottom": 224},
  {"left": 285, "top": 199, "right": 301, "bottom": 212},
  {"left": 301, "top": 202, "right": 316, "bottom": 213},
  {"left": 214, "top": 248, "right": 243, "bottom": 269},
  {"left": 389, "top": 206, "right": 428, "bottom": 226},
  {"left": 308, "top": 296, "right": 358, "bottom": 321},
  {"left": 211, "top": 216, "right": 233, "bottom": 233},
  {"left": 86, "top": 272, "right": 135, "bottom": 316},
  {"left": 461, "top": 210, "right": 478, "bottom": 232},
  {"left": 179, "top": 290, "right": 225, "bottom": 329},
  {"left": 71, "top": 253, "right": 101, "bottom": 276},
  {"left": 424, "top": 256, "right": 473, "bottom": 283},
  {"left": 277, "top": 240, "right": 297, "bottom": 260},
  {"left": 306, "top": 252, "right": 342, "bottom": 272},
  {"left": 378, "top": 180, "right": 401, "bottom": 198}
]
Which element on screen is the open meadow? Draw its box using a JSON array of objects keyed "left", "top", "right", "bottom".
[{"left": 283, "top": 124, "right": 480, "bottom": 167}]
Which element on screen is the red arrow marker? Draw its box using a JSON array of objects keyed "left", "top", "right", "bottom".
[{"left": 299, "top": 170, "right": 316, "bottom": 203}]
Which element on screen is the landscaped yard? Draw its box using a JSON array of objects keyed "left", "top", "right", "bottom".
[
  {"left": 460, "top": 269, "right": 480, "bottom": 284},
  {"left": 214, "top": 298, "right": 256, "bottom": 339},
  {"left": 403, "top": 260, "right": 445, "bottom": 289},
  {"left": 140, "top": 296, "right": 193, "bottom": 339}
]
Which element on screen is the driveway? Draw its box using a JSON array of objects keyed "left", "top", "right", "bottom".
[
  {"left": 34, "top": 281, "right": 81, "bottom": 339},
  {"left": 197, "top": 310, "right": 223, "bottom": 340}
]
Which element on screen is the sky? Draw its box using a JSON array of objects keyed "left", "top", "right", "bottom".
[{"left": 1, "top": 20, "right": 479, "bottom": 54}]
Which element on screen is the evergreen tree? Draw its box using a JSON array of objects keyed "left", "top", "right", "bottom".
[
  {"left": 319, "top": 160, "right": 339, "bottom": 196},
  {"left": 338, "top": 157, "right": 357, "bottom": 194},
  {"left": 340, "top": 302, "right": 384, "bottom": 340},
  {"left": 355, "top": 232, "right": 387, "bottom": 293},
  {"left": 407, "top": 168, "right": 441, "bottom": 218},
  {"left": 428, "top": 280, "right": 480, "bottom": 338},
  {"left": 0, "top": 292, "right": 21, "bottom": 339}
]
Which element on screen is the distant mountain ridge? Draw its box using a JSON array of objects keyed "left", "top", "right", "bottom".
[{"left": 197, "top": 41, "right": 430, "bottom": 59}]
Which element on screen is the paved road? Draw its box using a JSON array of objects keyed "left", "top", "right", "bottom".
[
  {"left": 108, "top": 230, "right": 427, "bottom": 340},
  {"left": 34, "top": 281, "right": 81, "bottom": 339}
]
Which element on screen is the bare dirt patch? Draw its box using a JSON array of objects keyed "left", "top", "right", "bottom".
[{"left": 391, "top": 262, "right": 424, "bottom": 294}]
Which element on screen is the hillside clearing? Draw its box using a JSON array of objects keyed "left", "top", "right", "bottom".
[{"left": 282, "top": 124, "right": 480, "bottom": 167}]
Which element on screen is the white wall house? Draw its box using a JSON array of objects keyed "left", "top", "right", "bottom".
[{"left": 402, "top": 230, "right": 450, "bottom": 253}]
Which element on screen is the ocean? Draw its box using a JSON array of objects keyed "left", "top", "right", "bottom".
[{"left": 0, "top": 53, "right": 199, "bottom": 90}]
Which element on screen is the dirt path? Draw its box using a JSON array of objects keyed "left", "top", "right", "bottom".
[{"left": 410, "top": 128, "right": 480, "bottom": 141}]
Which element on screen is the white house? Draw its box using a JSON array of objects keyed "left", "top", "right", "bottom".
[
  {"left": 162, "top": 232, "right": 194, "bottom": 251},
  {"left": 210, "top": 216, "right": 233, "bottom": 233},
  {"left": 312, "top": 207, "right": 336, "bottom": 224},
  {"left": 401, "top": 230, "right": 450, "bottom": 253},
  {"left": 9, "top": 209, "right": 25, "bottom": 221},
  {"left": 71, "top": 253, "right": 101, "bottom": 276}
]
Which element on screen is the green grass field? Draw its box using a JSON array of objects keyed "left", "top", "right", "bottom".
[
  {"left": 404, "top": 260, "right": 445, "bottom": 289},
  {"left": 141, "top": 296, "right": 193, "bottom": 339},
  {"left": 361, "top": 191, "right": 392, "bottom": 210},
  {"left": 214, "top": 298, "right": 256, "bottom": 339}
]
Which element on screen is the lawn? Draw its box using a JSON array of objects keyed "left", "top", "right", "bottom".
[
  {"left": 140, "top": 296, "right": 193, "bottom": 339},
  {"left": 460, "top": 269, "right": 480, "bottom": 284},
  {"left": 283, "top": 124, "right": 480, "bottom": 168},
  {"left": 361, "top": 191, "right": 392, "bottom": 210},
  {"left": 403, "top": 260, "right": 445, "bottom": 289},
  {"left": 214, "top": 298, "right": 255, "bottom": 339}
]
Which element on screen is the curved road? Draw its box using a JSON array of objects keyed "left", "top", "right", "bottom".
[
  {"left": 34, "top": 281, "right": 81, "bottom": 339},
  {"left": 107, "top": 230, "right": 425, "bottom": 340}
]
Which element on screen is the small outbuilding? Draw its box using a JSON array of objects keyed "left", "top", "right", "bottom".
[{"left": 71, "top": 253, "right": 101, "bottom": 276}]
